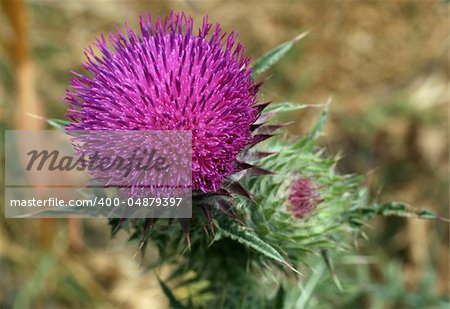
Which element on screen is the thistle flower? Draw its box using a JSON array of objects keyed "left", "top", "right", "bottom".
[
  {"left": 287, "top": 177, "right": 321, "bottom": 219},
  {"left": 65, "top": 12, "right": 260, "bottom": 193}
]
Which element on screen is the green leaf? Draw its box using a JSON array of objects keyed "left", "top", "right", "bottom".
[
  {"left": 308, "top": 98, "right": 331, "bottom": 140},
  {"left": 27, "top": 113, "right": 69, "bottom": 130},
  {"left": 263, "top": 102, "right": 320, "bottom": 113},
  {"left": 274, "top": 286, "right": 285, "bottom": 309},
  {"left": 295, "top": 261, "right": 326, "bottom": 309},
  {"left": 251, "top": 32, "right": 309, "bottom": 77},
  {"left": 377, "top": 202, "right": 448, "bottom": 221},
  {"left": 157, "top": 277, "right": 188, "bottom": 309},
  {"left": 321, "top": 250, "right": 343, "bottom": 292},
  {"left": 417, "top": 210, "right": 446, "bottom": 221},
  {"left": 47, "top": 118, "right": 70, "bottom": 130},
  {"left": 353, "top": 202, "right": 449, "bottom": 222},
  {"left": 216, "top": 216, "right": 299, "bottom": 274}
]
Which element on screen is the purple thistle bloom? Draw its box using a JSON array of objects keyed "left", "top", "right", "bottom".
[
  {"left": 288, "top": 177, "right": 321, "bottom": 219},
  {"left": 65, "top": 12, "right": 260, "bottom": 193}
]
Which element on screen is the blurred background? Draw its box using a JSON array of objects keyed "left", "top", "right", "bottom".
[{"left": 0, "top": 1, "right": 448, "bottom": 308}]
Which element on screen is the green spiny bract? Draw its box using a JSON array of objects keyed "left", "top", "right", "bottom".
[
  {"left": 150, "top": 103, "right": 443, "bottom": 308},
  {"left": 135, "top": 106, "right": 371, "bottom": 308}
]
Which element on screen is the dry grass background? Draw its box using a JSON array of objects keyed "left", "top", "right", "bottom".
[{"left": 0, "top": 1, "right": 448, "bottom": 308}]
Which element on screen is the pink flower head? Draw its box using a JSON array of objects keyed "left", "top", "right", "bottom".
[{"left": 65, "top": 12, "right": 260, "bottom": 193}]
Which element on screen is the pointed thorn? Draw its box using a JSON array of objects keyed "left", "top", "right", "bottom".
[
  {"left": 255, "top": 123, "right": 291, "bottom": 135},
  {"left": 178, "top": 218, "right": 191, "bottom": 248},
  {"left": 255, "top": 101, "right": 272, "bottom": 113},
  {"left": 234, "top": 160, "right": 254, "bottom": 172},
  {"left": 245, "top": 167, "right": 275, "bottom": 177},
  {"left": 250, "top": 122, "right": 265, "bottom": 132},
  {"left": 248, "top": 134, "right": 274, "bottom": 148},
  {"left": 248, "top": 151, "right": 277, "bottom": 160},
  {"left": 225, "top": 180, "right": 254, "bottom": 202}
]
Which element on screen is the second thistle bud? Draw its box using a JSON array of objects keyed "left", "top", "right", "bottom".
[{"left": 287, "top": 177, "right": 322, "bottom": 219}]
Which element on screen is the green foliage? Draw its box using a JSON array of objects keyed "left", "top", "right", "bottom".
[
  {"left": 308, "top": 100, "right": 330, "bottom": 140},
  {"left": 46, "top": 118, "right": 70, "bottom": 130},
  {"left": 158, "top": 276, "right": 188, "bottom": 309},
  {"left": 215, "top": 215, "right": 298, "bottom": 273},
  {"left": 351, "top": 201, "right": 448, "bottom": 222},
  {"left": 262, "top": 102, "right": 316, "bottom": 113},
  {"left": 151, "top": 107, "right": 370, "bottom": 308},
  {"left": 27, "top": 113, "right": 69, "bottom": 130},
  {"left": 251, "top": 32, "right": 308, "bottom": 77},
  {"left": 153, "top": 101, "right": 445, "bottom": 308}
]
